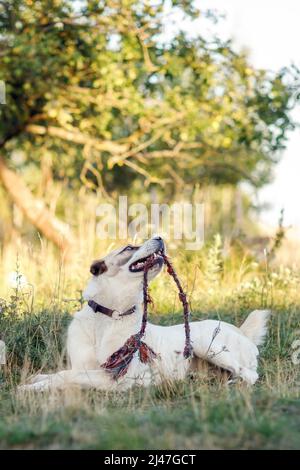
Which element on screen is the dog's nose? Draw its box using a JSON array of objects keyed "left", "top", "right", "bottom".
[
  {"left": 90, "top": 260, "right": 107, "bottom": 276},
  {"left": 153, "top": 236, "right": 162, "bottom": 241}
]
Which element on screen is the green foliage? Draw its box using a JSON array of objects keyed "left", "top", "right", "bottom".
[
  {"left": 204, "top": 233, "right": 223, "bottom": 285},
  {"left": 0, "top": 0, "right": 298, "bottom": 197},
  {"left": 0, "top": 309, "right": 70, "bottom": 375}
]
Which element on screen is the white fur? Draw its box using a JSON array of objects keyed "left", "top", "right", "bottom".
[
  {"left": 240, "top": 309, "right": 271, "bottom": 346},
  {"left": 19, "top": 238, "right": 270, "bottom": 391}
]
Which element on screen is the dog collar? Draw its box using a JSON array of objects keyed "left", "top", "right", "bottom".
[{"left": 88, "top": 300, "right": 136, "bottom": 318}]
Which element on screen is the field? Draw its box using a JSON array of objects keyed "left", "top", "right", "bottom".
[{"left": 0, "top": 235, "right": 299, "bottom": 450}]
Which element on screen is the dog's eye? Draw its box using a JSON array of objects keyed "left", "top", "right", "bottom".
[{"left": 120, "top": 245, "right": 137, "bottom": 255}]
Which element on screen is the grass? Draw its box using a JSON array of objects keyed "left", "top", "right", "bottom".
[{"left": 0, "top": 235, "right": 300, "bottom": 449}]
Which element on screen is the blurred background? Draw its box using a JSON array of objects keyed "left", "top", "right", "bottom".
[{"left": 0, "top": 0, "right": 300, "bottom": 305}]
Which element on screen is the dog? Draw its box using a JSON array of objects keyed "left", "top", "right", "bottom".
[{"left": 20, "top": 237, "right": 270, "bottom": 391}]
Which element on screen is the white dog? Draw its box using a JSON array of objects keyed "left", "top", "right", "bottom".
[{"left": 20, "top": 237, "right": 270, "bottom": 391}]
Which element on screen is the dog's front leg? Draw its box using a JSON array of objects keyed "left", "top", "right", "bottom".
[{"left": 18, "top": 369, "right": 118, "bottom": 392}]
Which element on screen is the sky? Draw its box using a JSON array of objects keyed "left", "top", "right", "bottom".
[{"left": 170, "top": 0, "right": 300, "bottom": 229}]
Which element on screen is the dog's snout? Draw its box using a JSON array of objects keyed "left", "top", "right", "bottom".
[{"left": 153, "top": 236, "right": 164, "bottom": 251}]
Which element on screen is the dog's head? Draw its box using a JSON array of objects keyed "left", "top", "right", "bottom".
[{"left": 83, "top": 237, "right": 165, "bottom": 310}]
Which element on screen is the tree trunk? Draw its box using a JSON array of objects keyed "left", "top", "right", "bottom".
[{"left": 0, "top": 156, "right": 75, "bottom": 255}]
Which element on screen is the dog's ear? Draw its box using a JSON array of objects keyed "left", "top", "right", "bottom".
[{"left": 90, "top": 260, "right": 107, "bottom": 276}]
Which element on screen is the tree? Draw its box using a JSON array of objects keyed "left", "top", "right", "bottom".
[{"left": 0, "top": 0, "right": 298, "bottom": 249}]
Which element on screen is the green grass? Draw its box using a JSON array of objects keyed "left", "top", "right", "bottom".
[
  {"left": 0, "top": 374, "right": 300, "bottom": 449},
  {"left": 1, "top": 366, "right": 300, "bottom": 451}
]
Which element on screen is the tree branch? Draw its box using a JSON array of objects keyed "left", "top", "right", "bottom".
[
  {"left": 25, "top": 124, "right": 128, "bottom": 154},
  {"left": 0, "top": 156, "right": 75, "bottom": 254}
]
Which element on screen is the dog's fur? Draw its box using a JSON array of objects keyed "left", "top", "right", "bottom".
[{"left": 20, "top": 237, "right": 270, "bottom": 391}]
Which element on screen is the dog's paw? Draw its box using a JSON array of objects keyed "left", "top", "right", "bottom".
[
  {"left": 30, "top": 373, "right": 50, "bottom": 384},
  {"left": 239, "top": 367, "right": 258, "bottom": 385},
  {"left": 17, "top": 379, "right": 51, "bottom": 393}
]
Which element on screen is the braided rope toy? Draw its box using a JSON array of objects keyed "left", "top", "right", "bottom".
[{"left": 102, "top": 253, "right": 193, "bottom": 380}]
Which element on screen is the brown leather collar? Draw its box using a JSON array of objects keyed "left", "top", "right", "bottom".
[{"left": 88, "top": 300, "right": 136, "bottom": 318}]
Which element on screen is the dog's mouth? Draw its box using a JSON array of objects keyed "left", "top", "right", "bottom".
[{"left": 129, "top": 250, "right": 164, "bottom": 273}]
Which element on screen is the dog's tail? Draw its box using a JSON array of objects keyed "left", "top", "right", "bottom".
[{"left": 240, "top": 310, "right": 271, "bottom": 346}]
